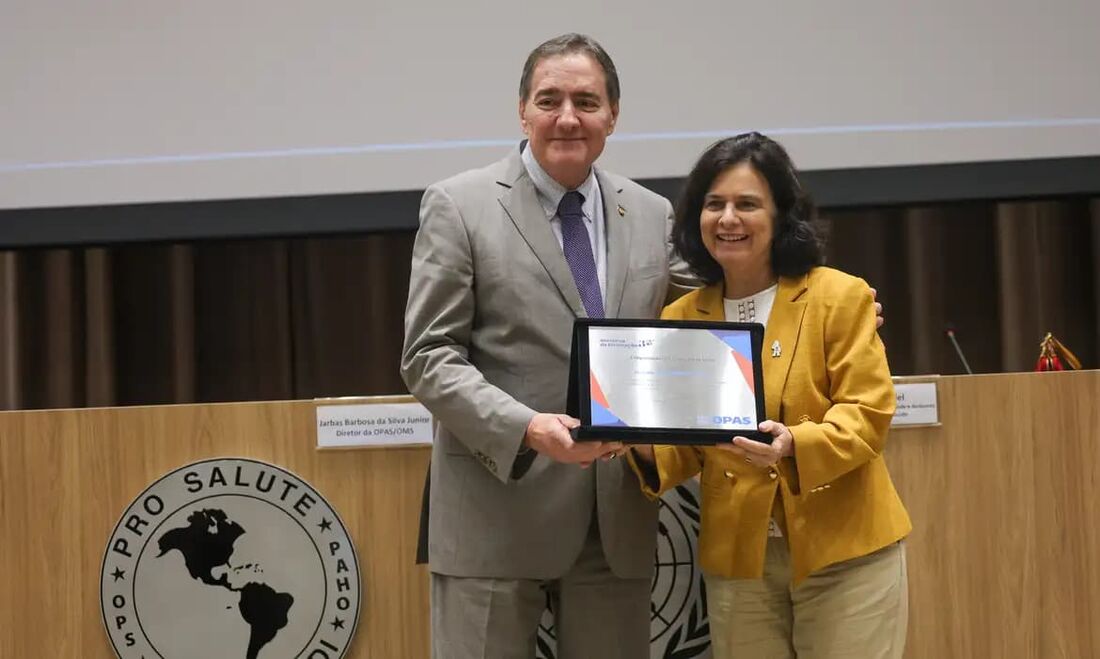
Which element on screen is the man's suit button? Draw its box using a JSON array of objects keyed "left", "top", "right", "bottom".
[
  {"left": 474, "top": 451, "right": 496, "bottom": 471},
  {"left": 768, "top": 470, "right": 778, "bottom": 480}
]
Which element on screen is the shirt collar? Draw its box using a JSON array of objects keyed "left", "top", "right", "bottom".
[{"left": 521, "top": 143, "right": 600, "bottom": 221}]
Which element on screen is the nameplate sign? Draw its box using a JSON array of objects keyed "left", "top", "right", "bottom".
[
  {"left": 316, "top": 399, "right": 433, "bottom": 448},
  {"left": 891, "top": 382, "right": 940, "bottom": 427}
]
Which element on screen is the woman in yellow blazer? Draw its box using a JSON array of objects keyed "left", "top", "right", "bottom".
[{"left": 631, "top": 133, "right": 911, "bottom": 658}]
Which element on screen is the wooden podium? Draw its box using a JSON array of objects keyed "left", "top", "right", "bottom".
[
  {"left": 2, "top": 370, "right": 1098, "bottom": 658},
  {"left": 886, "top": 370, "right": 1100, "bottom": 658},
  {"left": 0, "top": 398, "right": 432, "bottom": 658}
]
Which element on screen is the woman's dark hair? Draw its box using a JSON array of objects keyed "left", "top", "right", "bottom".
[{"left": 672, "top": 132, "right": 824, "bottom": 284}]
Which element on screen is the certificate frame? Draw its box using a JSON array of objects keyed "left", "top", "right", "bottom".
[{"left": 567, "top": 318, "right": 770, "bottom": 445}]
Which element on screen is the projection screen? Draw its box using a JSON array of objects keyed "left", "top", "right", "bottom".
[{"left": 2, "top": 0, "right": 1098, "bottom": 211}]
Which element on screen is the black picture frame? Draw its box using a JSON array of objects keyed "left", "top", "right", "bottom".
[{"left": 567, "top": 318, "right": 770, "bottom": 445}]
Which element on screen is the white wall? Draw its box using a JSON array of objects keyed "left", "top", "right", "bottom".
[{"left": 2, "top": 0, "right": 1098, "bottom": 209}]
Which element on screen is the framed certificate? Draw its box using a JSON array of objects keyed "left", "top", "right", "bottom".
[{"left": 567, "top": 319, "right": 769, "bottom": 445}]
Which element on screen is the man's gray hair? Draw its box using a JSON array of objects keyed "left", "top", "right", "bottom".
[{"left": 519, "top": 33, "right": 621, "bottom": 105}]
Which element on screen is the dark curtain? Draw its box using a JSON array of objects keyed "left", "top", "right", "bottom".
[
  {"left": 1, "top": 198, "right": 1097, "bottom": 411},
  {"left": 825, "top": 197, "right": 1099, "bottom": 376}
]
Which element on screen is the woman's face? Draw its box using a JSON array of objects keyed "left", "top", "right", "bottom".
[{"left": 699, "top": 162, "right": 777, "bottom": 279}]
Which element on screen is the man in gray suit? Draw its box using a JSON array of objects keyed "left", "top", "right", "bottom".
[{"left": 401, "top": 33, "right": 693, "bottom": 658}]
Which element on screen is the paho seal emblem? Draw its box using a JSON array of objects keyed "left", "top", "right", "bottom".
[{"left": 100, "top": 458, "right": 360, "bottom": 658}]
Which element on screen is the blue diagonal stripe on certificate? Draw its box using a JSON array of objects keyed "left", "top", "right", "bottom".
[
  {"left": 709, "top": 329, "right": 753, "bottom": 358},
  {"left": 592, "top": 400, "right": 629, "bottom": 426}
]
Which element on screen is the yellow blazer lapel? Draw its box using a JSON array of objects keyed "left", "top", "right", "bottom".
[
  {"left": 691, "top": 283, "right": 725, "bottom": 319},
  {"left": 692, "top": 278, "right": 807, "bottom": 420},
  {"left": 763, "top": 275, "right": 809, "bottom": 421}
]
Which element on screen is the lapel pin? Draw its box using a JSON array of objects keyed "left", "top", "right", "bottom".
[
  {"left": 771, "top": 340, "right": 781, "bottom": 358},
  {"left": 617, "top": 204, "right": 626, "bottom": 217}
]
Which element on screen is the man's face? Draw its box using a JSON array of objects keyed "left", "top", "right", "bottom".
[{"left": 519, "top": 52, "right": 618, "bottom": 189}]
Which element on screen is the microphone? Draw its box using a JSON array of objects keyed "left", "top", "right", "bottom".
[{"left": 944, "top": 323, "right": 974, "bottom": 375}]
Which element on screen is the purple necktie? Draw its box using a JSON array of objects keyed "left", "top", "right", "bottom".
[{"left": 558, "top": 191, "right": 604, "bottom": 318}]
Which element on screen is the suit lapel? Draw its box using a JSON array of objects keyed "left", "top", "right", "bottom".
[
  {"left": 596, "top": 168, "right": 632, "bottom": 318},
  {"left": 694, "top": 276, "right": 809, "bottom": 421},
  {"left": 762, "top": 275, "right": 809, "bottom": 421},
  {"left": 692, "top": 283, "right": 725, "bottom": 319},
  {"left": 496, "top": 151, "right": 585, "bottom": 317}
]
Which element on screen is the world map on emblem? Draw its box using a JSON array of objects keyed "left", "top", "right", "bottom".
[{"left": 157, "top": 508, "right": 295, "bottom": 658}]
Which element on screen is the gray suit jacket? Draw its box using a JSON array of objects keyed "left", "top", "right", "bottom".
[{"left": 401, "top": 147, "right": 694, "bottom": 579}]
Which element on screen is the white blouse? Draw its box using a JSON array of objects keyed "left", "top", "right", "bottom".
[{"left": 722, "top": 283, "right": 778, "bottom": 327}]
